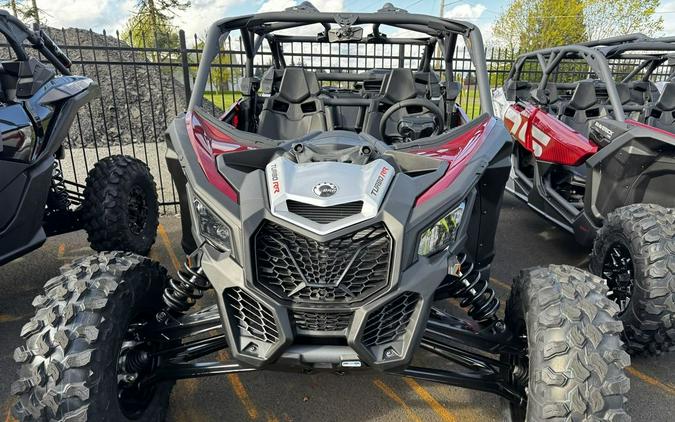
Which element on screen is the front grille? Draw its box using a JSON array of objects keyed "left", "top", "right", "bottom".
[
  {"left": 362, "top": 292, "right": 419, "bottom": 347},
  {"left": 292, "top": 311, "right": 352, "bottom": 331},
  {"left": 224, "top": 287, "right": 279, "bottom": 343},
  {"left": 254, "top": 222, "right": 392, "bottom": 304},
  {"left": 286, "top": 200, "right": 363, "bottom": 224}
]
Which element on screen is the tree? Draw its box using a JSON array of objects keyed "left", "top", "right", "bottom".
[
  {"left": 1, "top": 0, "right": 41, "bottom": 24},
  {"left": 492, "top": 0, "right": 532, "bottom": 51},
  {"left": 584, "top": 0, "right": 663, "bottom": 40},
  {"left": 493, "top": 0, "right": 662, "bottom": 52},
  {"left": 122, "top": 0, "right": 190, "bottom": 53},
  {"left": 494, "top": 0, "right": 587, "bottom": 52}
]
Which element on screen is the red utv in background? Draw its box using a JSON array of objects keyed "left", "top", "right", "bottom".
[{"left": 494, "top": 34, "right": 675, "bottom": 355}]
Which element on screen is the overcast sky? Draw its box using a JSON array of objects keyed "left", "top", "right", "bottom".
[{"left": 34, "top": 0, "right": 675, "bottom": 42}]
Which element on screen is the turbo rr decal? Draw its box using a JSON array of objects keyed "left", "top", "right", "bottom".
[
  {"left": 269, "top": 163, "right": 280, "bottom": 194},
  {"left": 370, "top": 165, "right": 391, "bottom": 197}
]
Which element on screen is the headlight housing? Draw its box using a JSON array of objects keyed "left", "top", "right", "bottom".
[
  {"left": 193, "top": 198, "right": 233, "bottom": 253},
  {"left": 418, "top": 202, "right": 465, "bottom": 256}
]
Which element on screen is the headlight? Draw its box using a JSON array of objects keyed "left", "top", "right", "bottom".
[
  {"left": 418, "top": 203, "right": 465, "bottom": 256},
  {"left": 193, "top": 198, "right": 233, "bottom": 253}
]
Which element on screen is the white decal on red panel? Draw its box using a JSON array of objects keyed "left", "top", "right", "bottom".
[
  {"left": 531, "top": 126, "right": 551, "bottom": 158},
  {"left": 504, "top": 107, "right": 527, "bottom": 143}
]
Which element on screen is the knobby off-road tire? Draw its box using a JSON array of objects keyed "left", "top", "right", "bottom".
[
  {"left": 12, "top": 252, "right": 174, "bottom": 421},
  {"left": 589, "top": 203, "right": 675, "bottom": 355},
  {"left": 505, "top": 265, "right": 630, "bottom": 421},
  {"left": 82, "top": 155, "right": 159, "bottom": 255}
]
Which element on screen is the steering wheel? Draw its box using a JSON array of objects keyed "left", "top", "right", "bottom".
[{"left": 379, "top": 98, "right": 444, "bottom": 142}]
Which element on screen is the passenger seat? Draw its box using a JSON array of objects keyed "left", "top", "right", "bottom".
[
  {"left": 257, "top": 68, "right": 328, "bottom": 140},
  {"left": 559, "top": 81, "right": 605, "bottom": 136},
  {"left": 645, "top": 82, "right": 675, "bottom": 133}
]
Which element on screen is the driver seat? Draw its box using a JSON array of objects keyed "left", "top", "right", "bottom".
[
  {"left": 257, "top": 67, "right": 328, "bottom": 140},
  {"left": 362, "top": 68, "right": 434, "bottom": 140}
]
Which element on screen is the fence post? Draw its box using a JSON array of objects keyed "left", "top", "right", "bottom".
[
  {"left": 179, "top": 30, "right": 192, "bottom": 104},
  {"left": 398, "top": 44, "right": 405, "bottom": 68}
]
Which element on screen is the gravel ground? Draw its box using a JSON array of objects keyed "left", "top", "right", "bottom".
[{"left": 0, "top": 195, "right": 673, "bottom": 421}]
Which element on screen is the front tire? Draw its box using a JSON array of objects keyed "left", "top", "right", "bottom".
[
  {"left": 12, "top": 252, "right": 174, "bottom": 421},
  {"left": 589, "top": 203, "right": 675, "bottom": 355},
  {"left": 82, "top": 155, "right": 159, "bottom": 255},
  {"left": 505, "top": 265, "right": 630, "bottom": 421}
]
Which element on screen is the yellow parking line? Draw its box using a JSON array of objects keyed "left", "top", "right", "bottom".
[
  {"left": 0, "top": 314, "right": 23, "bottom": 324},
  {"left": 489, "top": 277, "right": 511, "bottom": 291},
  {"left": 626, "top": 366, "right": 675, "bottom": 396},
  {"left": 373, "top": 379, "right": 422, "bottom": 422},
  {"left": 157, "top": 225, "right": 261, "bottom": 420},
  {"left": 403, "top": 378, "right": 457, "bottom": 422},
  {"left": 219, "top": 351, "right": 260, "bottom": 420},
  {"left": 3, "top": 398, "right": 17, "bottom": 422},
  {"left": 158, "top": 224, "right": 181, "bottom": 272}
]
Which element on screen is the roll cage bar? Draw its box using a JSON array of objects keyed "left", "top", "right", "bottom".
[
  {"left": 0, "top": 10, "right": 72, "bottom": 75},
  {"left": 188, "top": 2, "right": 493, "bottom": 116},
  {"left": 508, "top": 34, "right": 675, "bottom": 122}
]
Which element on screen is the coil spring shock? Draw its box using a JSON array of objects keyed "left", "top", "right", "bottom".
[
  {"left": 48, "top": 162, "right": 70, "bottom": 210},
  {"left": 445, "top": 253, "right": 500, "bottom": 323},
  {"left": 162, "top": 251, "right": 211, "bottom": 314}
]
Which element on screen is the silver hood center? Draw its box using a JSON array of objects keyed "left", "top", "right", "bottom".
[{"left": 265, "top": 156, "right": 395, "bottom": 235}]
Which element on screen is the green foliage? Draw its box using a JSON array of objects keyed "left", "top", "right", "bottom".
[
  {"left": 584, "top": 0, "right": 664, "bottom": 39},
  {"left": 520, "top": 0, "right": 588, "bottom": 51},
  {"left": 122, "top": 0, "right": 190, "bottom": 50},
  {"left": 2, "top": 0, "right": 41, "bottom": 24},
  {"left": 188, "top": 39, "right": 236, "bottom": 93},
  {"left": 493, "top": 0, "right": 664, "bottom": 51}
]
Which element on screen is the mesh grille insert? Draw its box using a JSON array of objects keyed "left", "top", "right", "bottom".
[
  {"left": 225, "top": 287, "right": 279, "bottom": 343},
  {"left": 254, "top": 222, "right": 392, "bottom": 304},
  {"left": 286, "top": 200, "right": 363, "bottom": 224},
  {"left": 362, "top": 292, "right": 419, "bottom": 347},
  {"left": 292, "top": 311, "right": 352, "bottom": 331}
]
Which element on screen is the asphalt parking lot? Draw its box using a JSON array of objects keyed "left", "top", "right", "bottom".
[{"left": 1, "top": 194, "right": 673, "bottom": 421}]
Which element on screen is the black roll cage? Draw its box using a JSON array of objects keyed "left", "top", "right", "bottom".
[
  {"left": 508, "top": 34, "right": 675, "bottom": 122},
  {"left": 0, "top": 10, "right": 72, "bottom": 75},
  {"left": 188, "top": 2, "right": 493, "bottom": 116}
]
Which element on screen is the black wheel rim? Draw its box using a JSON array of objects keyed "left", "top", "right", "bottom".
[
  {"left": 601, "top": 242, "right": 634, "bottom": 314},
  {"left": 127, "top": 185, "right": 148, "bottom": 236},
  {"left": 117, "top": 314, "right": 158, "bottom": 419}
]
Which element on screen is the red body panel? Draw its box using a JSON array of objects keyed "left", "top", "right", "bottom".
[
  {"left": 186, "top": 111, "right": 256, "bottom": 203},
  {"left": 503, "top": 103, "right": 597, "bottom": 166},
  {"left": 414, "top": 117, "right": 496, "bottom": 206}
]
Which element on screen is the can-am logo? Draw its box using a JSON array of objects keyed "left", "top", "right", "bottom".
[
  {"left": 270, "top": 164, "right": 280, "bottom": 194},
  {"left": 370, "top": 166, "right": 390, "bottom": 196},
  {"left": 313, "top": 182, "right": 338, "bottom": 197}
]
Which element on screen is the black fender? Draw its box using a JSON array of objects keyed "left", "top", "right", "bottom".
[{"left": 584, "top": 120, "right": 675, "bottom": 226}]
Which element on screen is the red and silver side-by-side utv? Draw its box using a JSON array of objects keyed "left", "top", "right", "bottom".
[
  {"left": 494, "top": 34, "right": 675, "bottom": 355},
  {"left": 13, "top": 4, "right": 630, "bottom": 421}
]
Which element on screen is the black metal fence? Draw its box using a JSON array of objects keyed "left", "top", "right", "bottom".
[{"left": 3, "top": 28, "right": 671, "bottom": 213}]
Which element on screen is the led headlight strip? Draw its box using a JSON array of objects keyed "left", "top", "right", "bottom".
[
  {"left": 418, "top": 202, "right": 465, "bottom": 256},
  {"left": 193, "top": 198, "right": 233, "bottom": 253}
]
